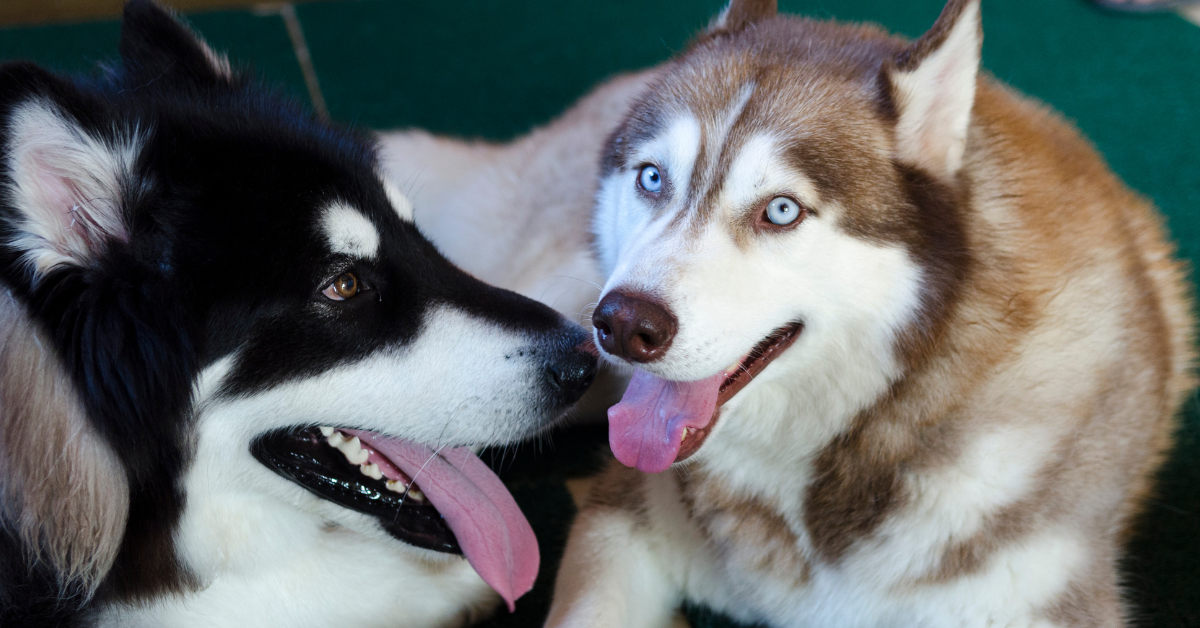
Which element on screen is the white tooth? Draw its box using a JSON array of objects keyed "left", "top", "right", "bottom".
[
  {"left": 386, "top": 480, "right": 407, "bottom": 493},
  {"left": 360, "top": 463, "right": 382, "bottom": 480},
  {"left": 319, "top": 426, "right": 334, "bottom": 437},
  {"left": 725, "top": 359, "right": 742, "bottom": 374},
  {"left": 408, "top": 488, "right": 426, "bottom": 502},
  {"left": 337, "top": 437, "right": 370, "bottom": 465},
  {"left": 470, "top": 445, "right": 483, "bottom": 455},
  {"left": 327, "top": 431, "right": 346, "bottom": 447},
  {"left": 339, "top": 436, "right": 361, "bottom": 457}
]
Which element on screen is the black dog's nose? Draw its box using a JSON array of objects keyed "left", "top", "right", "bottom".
[
  {"left": 545, "top": 341, "right": 598, "bottom": 404},
  {"left": 592, "top": 290, "right": 677, "bottom": 363}
]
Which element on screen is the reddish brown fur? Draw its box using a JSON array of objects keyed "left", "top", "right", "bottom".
[{"left": 381, "top": 1, "right": 1194, "bottom": 624}]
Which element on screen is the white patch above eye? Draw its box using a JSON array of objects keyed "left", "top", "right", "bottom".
[
  {"left": 720, "top": 133, "right": 820, "bottom": 216},
  {"left": 633, "top": 116, "right": 701, "bottom": 193},
  {"left": 322, "top": 204, "right": 380, "bottom": 259},
  {"left": 383, "top": 179, "right": 415, "bottom": 222}
]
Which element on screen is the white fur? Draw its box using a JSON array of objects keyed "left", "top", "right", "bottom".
[
  {"left": 596, "top": 115, "right": 702, "bottom": 278},
  {"left": 96, "top": 306, "right": 555, "bottom": 626},
  {"left": 383, "top": 178, "right": 415, "bottom": 222},
  {"left": 5, "top": 100, "right": 140, "bottom": 276},
  {"left": 551, "top": 19, "right": 1084, "bottom": 623},
  {"left": 321, "top": 203, "right": 381, "bottom": 259},
  {"left": 596, "top": 125, "right": 923, "bottom": 385}
]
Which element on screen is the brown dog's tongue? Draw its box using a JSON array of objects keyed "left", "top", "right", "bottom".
[{"left": 606, "top": 369, "right": 724, "bottom": 473}]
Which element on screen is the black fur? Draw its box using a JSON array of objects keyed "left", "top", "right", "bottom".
[{"left": 0, "top": 2, "right": 591, "bottom": 624}]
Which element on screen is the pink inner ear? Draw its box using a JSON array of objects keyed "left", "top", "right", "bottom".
[
  {"left": 31, "top": 157, "right": 81, "bottom": 230},
  {"left": 23, "top": 145, "right": 128, "bottom": 259}
]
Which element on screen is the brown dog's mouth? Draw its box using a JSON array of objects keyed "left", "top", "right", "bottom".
[{"left": 676, "top": 322, "right": 804, "bottom": 461}]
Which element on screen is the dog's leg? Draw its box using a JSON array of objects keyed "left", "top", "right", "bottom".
[
  {"left": 547, "top": 464, "right": 705, "bottom": 628},
  {"left": 545, "top": 507, "right": 679, "bottom": 628}
]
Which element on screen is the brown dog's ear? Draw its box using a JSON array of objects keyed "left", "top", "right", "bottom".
[
  {"left": 0, "top": 292, "right": 129, "bottom": 601},
  {"left": 883, "top": 0, "right": 982, "bottom": 181},
  {"left": 708, "top": 0, "right": 777, "bottom": 34}
]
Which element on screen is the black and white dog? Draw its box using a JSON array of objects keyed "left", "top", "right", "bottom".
[{"left": 0, "top": 2, "right": 595, "bottom": 626}]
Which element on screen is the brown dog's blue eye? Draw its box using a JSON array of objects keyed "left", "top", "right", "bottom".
[
  {"left": 638, "top": 165, "right": 662, "bottom": 193},
  {"left": 766, "top": 196, "right": 801, "bottom": 226}
]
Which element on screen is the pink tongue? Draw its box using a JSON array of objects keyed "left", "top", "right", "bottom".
[
  {"left": 607, "top": 369, "right": 724, "bottom": 474},
  {"left": 343, "top": 430, "right": 538, "bottom": 612}
]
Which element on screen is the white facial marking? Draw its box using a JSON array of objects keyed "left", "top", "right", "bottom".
[
  {"left": 161, "top": 300, "right": 565, "bottom": 626},
  {"left": 634, "top": 116, "right": 702, "bottom": 196},
  {"left": 599, "top": 126, "right": 921, "bottom": 386},
  {"left": 722, "top": 132, "right": 821, "bottom": 214},
  {"left": 383, "top": 179, "right": 415, "bottom": 222},
  {"left": 321, "top": 203, "right": 380, "bottom": 259},
  {"left": 595, "top": 115, "right": 701, "bottom": 276},
  {"left": 701, "top": 81, "right": 756, "bottom": 184}
]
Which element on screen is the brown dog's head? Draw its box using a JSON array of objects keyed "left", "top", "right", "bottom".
[{"left": 593, "top": 0, "right": 981, "bottom": 472}]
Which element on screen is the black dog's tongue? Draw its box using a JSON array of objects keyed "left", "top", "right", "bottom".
[{"left": 343, "top": 430, "right": 538, "bottom": 611}]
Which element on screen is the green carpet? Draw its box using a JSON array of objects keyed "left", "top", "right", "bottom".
[{"left": 2, "top": 1, "right": 1198, "bottom": 626}]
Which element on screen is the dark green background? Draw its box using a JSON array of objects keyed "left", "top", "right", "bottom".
[{"left": 2, "top": 1, "right": 1198, "bottom": 626}]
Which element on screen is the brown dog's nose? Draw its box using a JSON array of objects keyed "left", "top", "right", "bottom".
[{"left": 592, "top": 291, "right": 677, "bottom": 363}]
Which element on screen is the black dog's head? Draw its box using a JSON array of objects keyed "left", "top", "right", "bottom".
[{"left": 0, "top": 1, "right": 594, "bottom": 621}]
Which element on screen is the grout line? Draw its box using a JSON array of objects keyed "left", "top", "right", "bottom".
[{"left": 254, "top": 2, "right": 329, "bottom": 120}]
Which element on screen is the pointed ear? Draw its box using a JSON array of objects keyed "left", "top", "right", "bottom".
[
  {"left": 882, "top": 0, "right": 982, "bottom": 181},
  {"left": 5, "top": 99, "right": 137, "bottom": 276},
  {"left": 119, "top": 0, "right": 232, "bottom": 85},
  {"left": 708, "top": 0, "right": 777, "bottom": 34}
]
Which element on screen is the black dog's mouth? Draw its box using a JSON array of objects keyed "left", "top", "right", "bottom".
[{"left": 251, "top": 427, "right": 460, "bottom": 554}]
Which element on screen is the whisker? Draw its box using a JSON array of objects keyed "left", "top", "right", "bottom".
[{"left": 544, "top": 275, "right": 604, "bottom": 292}]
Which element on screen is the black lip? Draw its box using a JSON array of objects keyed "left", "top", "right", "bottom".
[{"left": 250, "top": 427, "right": 461, "bottom": 554}]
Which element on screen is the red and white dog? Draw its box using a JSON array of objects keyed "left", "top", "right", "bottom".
[{"left": 382, "top": 1, "right": 1193, "bottom": 625}]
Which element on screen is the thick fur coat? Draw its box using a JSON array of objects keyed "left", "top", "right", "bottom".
[
  {"left": 0, "top": 2, "right": 596, "bottom": 626},
  {"left": 381, "top": 1, "right": 1194, "bottom": 626}
]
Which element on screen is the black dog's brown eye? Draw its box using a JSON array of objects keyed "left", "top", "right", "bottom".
[{"left": 322, "top": 273, "right": 358, "bottom": 301}]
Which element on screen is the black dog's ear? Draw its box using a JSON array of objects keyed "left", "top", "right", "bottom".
[
  {"left": 119, "top": 0, "right": 233, "bottom": 85},
  {"left": 3, "top": 91, "right": 139, "bottom": 278}
]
